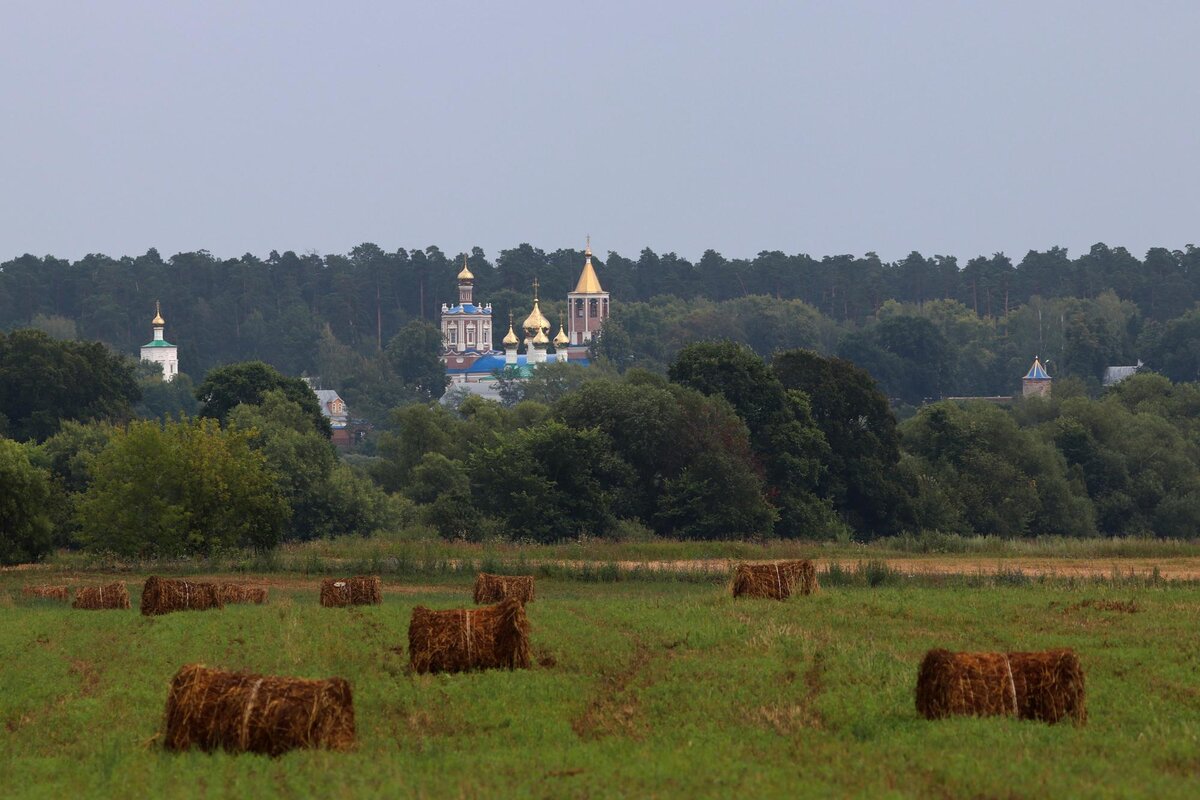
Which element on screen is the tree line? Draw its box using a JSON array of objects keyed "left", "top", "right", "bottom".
[{"left": 7, "top": 330, "right": 1199, "bottom": 565}]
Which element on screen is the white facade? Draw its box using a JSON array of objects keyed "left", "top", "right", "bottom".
[{"left": 140, "top": 305, "right": 179, "bottom": 381}]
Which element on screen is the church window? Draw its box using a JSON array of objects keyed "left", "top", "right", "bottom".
[
  {"left": 575, "top": 299, "right": 584, "bottom": 317},
  {"left": 447, "top": 327, "right": 457, "bottom": 345},
  {"left": 589, "top": 299, "right": 598, "bottom": 318},
  {"left": 466, "top": 325, "right": 475, "bottom": 345}
]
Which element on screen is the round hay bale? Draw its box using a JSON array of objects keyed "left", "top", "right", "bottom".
[
  {"left": 732, "top": 560, "right": 818, "bottom": 600},
  {"left": 408, "top": 597, "right": 531, "bottom": 674},
  {"left": 473, "top": 573, "right": 535, "bottom": 605},
  {"left": 140, "top": 576, "right": 223, "bottom": 616},
  {"left": 71, "top": 582, "right": 130, "bottom": 610},
  {"left": 22, "top": 584, "right": 70, "bottom": 602},
  {"left": 319, "top": 576, "right": 381, "bottom": 607},
  {"left": 916, "top": 648, "right": 1086, "bottom": 725},
  {"left": 163, "top": 664, "right": 356, "bottom": 756},
  {"left": 217, "top": 583, "right": 268, "bottom": 605}
]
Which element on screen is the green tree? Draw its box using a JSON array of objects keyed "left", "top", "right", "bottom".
[
  {"left": 386, "top": 320, "right": 449, "bottom": 400},
  {"left": 195, "top": 361, "right": 331, "bottom": 436},
  {"left": 0, "top": 438, "right": 55, "bottom": 564},
  {"left": 76, "top": 419, "right": 289, "bottom": 556},
  {"left": 772, "top": 349, "right": 915, "bottom": 535},
  {"left": 669, "top": 341, "right": 835, "bottom": 537},
  {"left": 0, "top": 329, "right": 140, "bottom": 442}
]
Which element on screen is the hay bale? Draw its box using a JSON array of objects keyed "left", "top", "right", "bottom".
[
  {"left": 21, "top": 584, "right": 70, "bottom": 602},
  {"left": 732, "top": 560, "right": 818, "bottom": 600},
  {"left": 71, "top": 582, "right": 130, "bottom": 610},
  {"left": 915, "top": 648, "right": 1086, "bottom": 725},
  {"left": 140, "top": 576, "right": 223, "bottom": 616},
  {"left": 217, "top": 583, "right": 268, "bottom": 605},
  {"left": 473, "top": 572, "right": 535, "bottom": 605},
  {"left": 408, "top": 597, "right": 530, "bottom": 674},
  {"left": 319, "top": 576, "right": 382, "bottom": 607},
  {"left": 163, "top": 664, "right": 356, "bottom": 756}
]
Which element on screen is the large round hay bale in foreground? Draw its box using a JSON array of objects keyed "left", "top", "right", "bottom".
[
  {"left": 71, "top": 582, "right": 130, "bottom": 610},
  {"left": 473, "top": 572, "right": 535, "bottom": 605},
  {"left": 408, "top": 597, "right": 531, "bottom": 674},
  {"left": 163, "top": 664, "right": 356, "bottom": 756},
  {"left": 140, "top": 576, "right": 223, "bottom": 616},
  {"left": 22, "top": 584, "right": 69, "bottom": 602},
  {"left": 217, "top": 583, "right": 268, "bottom": 605},
  {"left": 732, "top": 560, "right": 818, "bottom": 600},
  {"left": 319, "top": 576, "right": 382, "bottom": 607},
  {"left": 916, "top": 648, "right": 1086, "bottom": 725}
]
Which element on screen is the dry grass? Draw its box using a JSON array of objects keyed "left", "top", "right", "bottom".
[
  {"left": 915, "top": 648, "right": 1086, "bottom": 724},
  {"left": 408, "top": 597, "right": 530, "bottom": 674},
  {"left": 21, "top": 585, "right": 69, "bottom": 601},
  {"left": 217, "top": 583, "right": 268, "bottom": 605},
  {"left": 140, "top": 576, "right": 223, "bottom": 616},
  {"left": 732, "top": 560, "right": 818, "bottom": 600},
  {"left": 71, "top": 582, "right": 130, "bottom": 610},
  {"left": 320, "top": 576, "right": 382, "bottom": 608},
  {"left": 473, "top": 573, "right": 535, "bottom": 605},
  {"left": 163, "top": 664, "right": 356, "bottom": 756}
]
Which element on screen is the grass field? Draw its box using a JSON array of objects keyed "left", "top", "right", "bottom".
[{"left": 3, "top": 569, "right": 1200, "bottom": 798}]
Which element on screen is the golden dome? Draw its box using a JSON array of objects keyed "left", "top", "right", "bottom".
[
  {"left": 532, "top": 328, "right": 550, "bottom": 346},
  {"left": 502, "top": 318, "right": 519, "bottom": 347},
  {"left": 152, "top": 300, "right": 165, "bottom": 326},
  {"left": 522, "top": 300, "right": 550, "bottom": 333},
  {"left": 554, "top": 325, "right": 569, "bottom": 346},
  {"left": 573, "top": 238, "right": 604, "bottom": 294},
  {"left": 457, "top": 255, "right": 474, "bottom": 281}
]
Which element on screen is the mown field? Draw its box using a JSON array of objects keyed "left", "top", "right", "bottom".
[{"left": 2, "top": 570, "right": 1199, "bottom": 799}]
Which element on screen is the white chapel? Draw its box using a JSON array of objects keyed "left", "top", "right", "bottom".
[{"left": 140, "top": 301, "right": 180, "bottom": 381}]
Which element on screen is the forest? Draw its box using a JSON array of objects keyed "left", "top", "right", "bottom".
[
  {"left": 4, "top": 242, "right": 1200, "bottom": 422},
  {"left": 4, "top": 240, "right": 1200, "bottom": 563}
]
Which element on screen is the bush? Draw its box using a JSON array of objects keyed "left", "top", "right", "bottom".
[{"left": 0, "top": 438, "right": 54, "bottom": 564}]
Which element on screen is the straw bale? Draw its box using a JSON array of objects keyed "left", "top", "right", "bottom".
[
  {"left": 163, "top": 664, "right": 356, "bottom": 756},
  {"left": 915, "top": 648, "right": 1086, "bottom": 725},
  {"left": 140, "top": 576, "right": 223, "bottom": 616},
  {"left": 732, "top": 560, "right": 818, "bottom": 600},
  {"left": 218, "top": 583, "right": 268, "bottom": 605},
  {"left": 22, "top": 584, "right": 70, "bottom": 602},
  {"left": 72, "top": 582, "right": 130, "bottom": 610},
  {"left": 473, "top": 572, "right": 535, "bottom": 605},
  {"left": 319, "top": 576, "right": 382, "bottom": 607},
  {"left": 408, "top": 597, "right": 530, "bottom": 674}
]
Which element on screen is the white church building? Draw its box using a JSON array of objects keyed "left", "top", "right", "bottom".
[{"left": 140, "top": 302, "right": 179, "bottom": 381}]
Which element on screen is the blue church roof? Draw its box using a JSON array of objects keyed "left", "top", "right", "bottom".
[
  {"left": 444, "top": 303, "right": 489, "bottom": 315},
  {"left": 446, "top": 353, "right": 591, "bottom": 375},
  {"left": 1024, "top": 358, "right": 1050, "bottom": 380}
]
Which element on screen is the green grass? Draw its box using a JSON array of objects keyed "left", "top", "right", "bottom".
[{"left": 2, "top": 574, "right": 1199, "bottom": 798}]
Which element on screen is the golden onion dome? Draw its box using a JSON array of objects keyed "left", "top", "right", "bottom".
[
  {"left": 456, "top": 256, "right": 474, "bottom": 281},
  {"left": 532, "top": 328, "right": 550, "bottom": 346},
  {"left": 554, "top": 326, "right": 569, "bottom": 346},
  {"left": 522, "top": 300, "right": 551, "bottom": 334},
  {"left": 152, "top": 300, "right": 165, "bottom": 326},
  {"left": 502, "top": 323, "right": 519, "bottom": 347}
]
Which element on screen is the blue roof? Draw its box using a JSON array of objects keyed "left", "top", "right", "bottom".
[
  {"left": 445, "top": 354, "right": 591, "bottom": 375},
  {"left": 444, "top": 303, "right": 489, "bottom": 315},
  {"left": 1024, "top": 358, "right": 1050, "bottom": 380}
]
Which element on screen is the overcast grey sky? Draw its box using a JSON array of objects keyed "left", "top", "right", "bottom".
[{"left": 2, "top": 1, "right": 1197, "bottom": 264}]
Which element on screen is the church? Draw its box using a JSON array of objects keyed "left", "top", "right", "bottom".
[
  {"left": 140, "top": 301, "right": 180, "bottom": 381},
  {"left": 442, "top": 240, "right": 610, "bottom": 389}
]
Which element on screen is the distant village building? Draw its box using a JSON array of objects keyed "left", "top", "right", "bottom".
[
  {"left": 1103, "top": 361, "right": 1142, "bottom": 387},
  {"left": 442, "top": 241, "right": 604, "bottom": 388},
  {"left": 1022, "top": 357, "right": 1052, "bottom": 398},
  {"left": 308, "top": 384, "right": 369, "bottom": 447},
  {"left": 139, "top": 301, "right": 179, "bottom": 381}
]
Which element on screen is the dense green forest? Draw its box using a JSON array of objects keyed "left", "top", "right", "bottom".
[
  {"left": 5, "top": 241, "right": 1200, "bottom": 561},
  {"left": 4, "top": 242, "right": 1200, "bottom": 421}
]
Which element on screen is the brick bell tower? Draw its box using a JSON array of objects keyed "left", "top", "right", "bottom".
[{"left": 567, "top": 236, "right": 609, "bottom": 350}]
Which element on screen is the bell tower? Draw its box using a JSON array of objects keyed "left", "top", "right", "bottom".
[{"left": 567, "top": 236, "right": 609, "bottom": 348}]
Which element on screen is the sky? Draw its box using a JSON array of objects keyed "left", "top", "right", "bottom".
[{"left": 1, "top": 1, "right": 1198, "bottom": 265}]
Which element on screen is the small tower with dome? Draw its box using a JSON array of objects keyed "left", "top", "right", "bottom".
[
  {"left": 140, "top": 301, "right": 179, "bottom": 381},
  {"left": 567, "top": 236, "right": 609, "bottom": 349}
]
